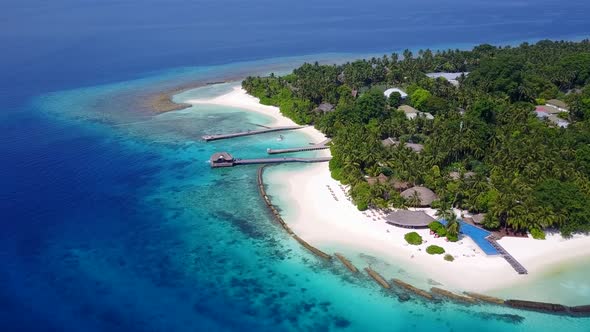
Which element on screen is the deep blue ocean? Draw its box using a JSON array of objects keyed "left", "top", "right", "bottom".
[{"left": 2, "top": 1, "right": 590, "bottom": 331}]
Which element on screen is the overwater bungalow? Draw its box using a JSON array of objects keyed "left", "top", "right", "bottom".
[
  {"left": 385, "top": 210, "right": 435, "bottom": 228},
  {"left": 401, "top": 186, "right": 438, "bottom": 207},
  {"left": 210, "top": 152, "right": 234, "bottom": 167}
]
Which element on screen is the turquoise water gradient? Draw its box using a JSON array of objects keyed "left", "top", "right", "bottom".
[{"left": 11, "top": 59, "right": 586, "bottom": 331}]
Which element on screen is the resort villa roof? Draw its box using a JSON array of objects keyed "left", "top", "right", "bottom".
[
  {"left": 313, "top": 103, "right": 334, "bottom": 113},
  {"left": 535, "top": 105, "right": 561, "bottom": 114},
  {"left": 211, "top": 152, "right": 233, "bottom": 162},
  {"left": 210, "top": 152, "right": 235, "bottom": 167},
  {"left": 425, "top": 72, "right": 468, "bottom": 86},
  {"left": 401, "top": 186, "right": 438, "bottom": 206},
  {"left": 398, "top": 105, "right": 434, "bottom": 120},
  {"left": 546, "top": 99, "right": 569, "bottom": 111},
  {"left": 385, "top": 210, "right": 435, "bottom": 228},
  {"left": 381, "top": 137, "right": 424, "bottom": 152},
  {"left": 464, "top": 213, "right": 486, "bottom": 225},
  {"left": 367, "top": 173, "right": 389, "bottom": 186},
  {"left": 383, "top": 88, "right": 408, "bottom": 99}
]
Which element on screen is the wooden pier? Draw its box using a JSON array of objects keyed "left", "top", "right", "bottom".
[
  {"left": 487, "top": 235, "right": 528, "bottom": 274},
  {"left": 234, "top": 157, "right": 332, "bottom": 166},
  {"left": 267, "top": 138, "right": 332, "bottom": 154},
  {"left": 210, "top": 152, "right": 331, "bottom": 168},
  {"left": 202, "top": 125, "right": 305, "bottom": 141}
]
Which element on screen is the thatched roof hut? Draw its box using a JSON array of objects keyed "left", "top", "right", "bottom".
[
  {"left": 210, "top": 152, "right": 234, "bottom": 167},
  {"left": 401, "top": 186, "right": 438, "bottom": 207},
  {"left": 385, "top": 210, "right": 435, "bottom": 228}
]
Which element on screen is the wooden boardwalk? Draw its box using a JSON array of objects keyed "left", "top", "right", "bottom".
[
  {"left": 212, "top": 156, "right": 331, "bottom": 167},
  {"left": 267, "top": 138, "right": 332, "bottom": 154},
  {"left": 202, "top": 125, "right": 305, "bottom": 141},
  {"left": 487, "top": 235, "right": 528, "bottom": 274}
]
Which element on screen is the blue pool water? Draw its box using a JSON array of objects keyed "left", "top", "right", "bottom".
[
  {"left": 440, "top": 220, "right": 500, "bottom": 255},
  {"left": 2, "top": 0, "right": 590, "bottom": 331}
]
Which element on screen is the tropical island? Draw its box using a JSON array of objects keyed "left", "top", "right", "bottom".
[{"left": 242, "top": 39, "right": 590, "bottom": 240}]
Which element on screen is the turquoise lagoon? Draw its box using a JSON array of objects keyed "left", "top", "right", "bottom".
[{"left": 4, "top": 57, "right": 585, "bottom": 331}]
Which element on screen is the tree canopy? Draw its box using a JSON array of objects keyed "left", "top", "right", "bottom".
[{"left": 243, "top": 39, "right": 590, "bottom": 237}]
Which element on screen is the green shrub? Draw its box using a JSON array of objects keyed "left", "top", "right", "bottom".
[
  {"left": 530, "top": 228, "right": 546, "bottom": 240},
  {"left": 404, "top": 232, "right": 423, "bottom": 245},
  {"left": 444, "top": 254, "right": 454, "bottom": 261},
  {"left": 426, "top": 245, "right": 445, "bottom": 255},
  {"left": 446, "top": 233, "right": 459, "bottom": 242},
  {"left": 357, "top": 201, "right": 368, "bottom": 211},
  {"left": 428, "top": 221, "right": 444, "bottom": 232}
]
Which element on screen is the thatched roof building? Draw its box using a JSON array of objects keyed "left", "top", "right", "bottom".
[
  {"left": 464, "top": 213, "right": 486, "bottom": 225},
  {"left": 210, "top": 152, "right": 234, "bottom": 167},
  {"left": 401, "top": 186, "right": 438, "bottom": 207},
  {"left": 385, "top": 210, "right": 435, "bottom": 228}
]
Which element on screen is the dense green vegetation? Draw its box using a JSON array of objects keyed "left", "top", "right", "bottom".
[
  {"left": 444, "top": 254, "right": 454, "bottom": 262},
  {"left": 404, "top": 232, "right": 423, "bottom": 245},
  {"left": 243, "top": 40, "right": 590, "bottom": 237},
  {"left": 426, "top": 245, "right": 445, "bottom": 255}
]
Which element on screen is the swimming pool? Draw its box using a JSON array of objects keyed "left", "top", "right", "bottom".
[{"left": 439, "top": 219, "right": 500, "bottom": 255}]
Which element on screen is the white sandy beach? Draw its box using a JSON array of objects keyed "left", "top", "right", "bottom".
[
  {"left": 187, "top": 84, "right": 590, "bottom": 301},
  {"left": 186, "top": 86, "right": 326, "bottom": 142}
]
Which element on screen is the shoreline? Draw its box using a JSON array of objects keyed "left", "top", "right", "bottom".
[{"left": 180, "top": 83, "right": 590, "bottom": 305}]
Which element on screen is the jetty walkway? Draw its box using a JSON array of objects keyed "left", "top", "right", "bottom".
[
  {"left": 210, "top": 151, "right": 331, "bottom": 168},
  {"left": 267, "top": 138, "right": 332, "bottom": 154},
  {"left": 487, "top": 235, "right": 528, "bottom": 274},
  {"left": 202, "top": 125, "right": 305, "bottom": 141}
]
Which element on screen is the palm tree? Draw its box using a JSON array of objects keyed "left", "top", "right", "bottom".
[
  {"left": 446, "top": 214, "right": 461, "bottom": 238},
  {"left": 436, "top": 200, "right": 453, "bottom": 220},
  {"left": 407, "top": 191, "right": 422, "bottom": 208}
]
